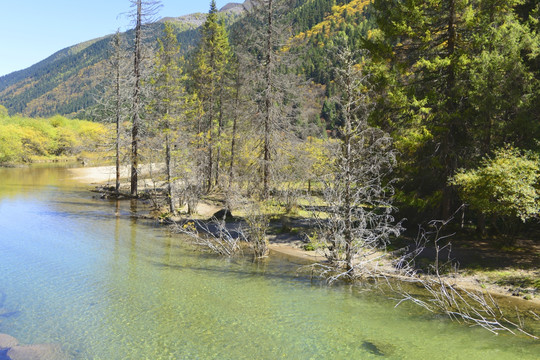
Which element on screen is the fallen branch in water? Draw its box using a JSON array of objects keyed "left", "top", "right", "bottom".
[
  {"left": 392, "top": 210, "right": 538, "bottom": 339},
  {"left": 170, "top": 201, "right": 270, "bottom": 259},
  {"left": 172, "top": 218, "right": 244, "bottom": 257}
]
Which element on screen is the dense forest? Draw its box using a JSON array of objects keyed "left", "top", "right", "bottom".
[
  {"left": 91, "top": 0, "right": 540, "bottom": 335},
  {"left": 92, "top": 0, "right": 539, "bottom": 234}
]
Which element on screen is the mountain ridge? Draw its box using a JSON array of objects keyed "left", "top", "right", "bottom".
[
  {"left": 0, "top": 0, "right": 361, "bottom": 118},
  {"left": 0, "top": 2, "right": 248, "bottom": 117}
]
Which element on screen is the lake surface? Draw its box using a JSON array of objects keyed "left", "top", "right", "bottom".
[{"left": 0, "top": 166, "right": 538, "bottom": 359}]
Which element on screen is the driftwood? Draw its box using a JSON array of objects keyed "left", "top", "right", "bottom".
[{"left": 304, "top": 205, "right": 538, "bottom": 339}]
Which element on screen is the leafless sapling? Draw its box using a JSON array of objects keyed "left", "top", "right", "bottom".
[{"left": 309, "top": 46, "right": 401, "bottom": 281}]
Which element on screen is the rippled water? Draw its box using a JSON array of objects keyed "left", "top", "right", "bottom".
[{"left": 0, "top": 166, "right": 537, "bottom": 359}]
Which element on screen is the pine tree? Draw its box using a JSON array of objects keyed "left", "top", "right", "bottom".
[
  {"left": 238, "top": 0, "right": 301, "bottom": 199},
  {"left": 192, "top": 0, "right": 232, "bottom": 191},
  {"left": 468, "top": 0, "right": 539, "bottom": 156},
  {"left": 371, "top": 0, "right": 484, "bottom": 218},
  {"left": 148, "top": 22, "right": 187, "bottom": 213},
  {"left": 370, "top": 0, "right": 539, "bottom": 222}
]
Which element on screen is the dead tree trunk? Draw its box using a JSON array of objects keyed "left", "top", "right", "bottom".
[
  {"left": 130, "top": 0, "right": 143, "bottom": 197},
  {"left": 228, "top": 65, "right": 242, "bottom": 193},
  {"left": 262, "top": 0, "right": 274, "bottom": 199}
]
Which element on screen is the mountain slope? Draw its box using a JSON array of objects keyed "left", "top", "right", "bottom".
[
  {"left": 0, "top": 0, "right": 370, "bottom": 118},
  {"left": 0, "top": 4, "right": 243, "bottom": 118}
]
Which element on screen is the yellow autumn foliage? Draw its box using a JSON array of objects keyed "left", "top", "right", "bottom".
[
  {"left": 0, "top": 112, "right": 107, "bottom": 163},
  {"left": 289, "top": 0, "right": 371, "bottom": 45}
]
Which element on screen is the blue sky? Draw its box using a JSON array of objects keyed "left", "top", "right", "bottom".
[{"left": 0, "top": 0, "right": 231, "bottom": 77}]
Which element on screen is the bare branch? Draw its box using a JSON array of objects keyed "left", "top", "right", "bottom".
[{"left": 393, "top": 208, "right": 538, "bottom": 339}]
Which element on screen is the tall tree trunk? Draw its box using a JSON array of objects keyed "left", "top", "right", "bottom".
[
  {"left": 131, "top": 0, "right": 142, "bottom": 197},
  {"left": 228, "top": 67, "right": 241, "bottom": 194},
  {"left": 215, "top": 88, "right": 224, "bottom": 188},
  {"left": 343, "top": 136, "right": 353, "bottom": 273},
  {"left": 343, "top": 91, "right": 353, "bottom": 273},
  {"left": 262, "top": 0, "right": 273, "bottom": 199},
  {"left": 441, "top": 0, "right": 457, "bottom": 219},
  {"left": 482, "top": 8, "right": 496, "bottom": 157},
  {"left": 207, "top": 141, "right": 213, "bottom": 193},
  {"left": 165, "top": 131, "right": 174, "bottom": 213},
  {"left": 115, "top": 35, "right": 122, "bottom": 194}
]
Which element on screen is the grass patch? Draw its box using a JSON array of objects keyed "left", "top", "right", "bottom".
[{"left": 493, "top": 275, "right": 540, "bottom": 290}]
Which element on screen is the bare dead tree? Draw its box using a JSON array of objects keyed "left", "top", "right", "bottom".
[
  {"left": 111, "top": 31, "right": 129, "bottom": 193},
  {"left": 172, "top": 203, "right": 269, "bottom": 259},
  {"left": 307, "top": 45, "right": 401, "bottom": 281},
  {"left": 130, "top": 0, "right": 143, "bottom": 196},
  {"left": 261, "top": 0, "right": 274, "bottom": 199},
  {"left": 94, "top": 30, "right": 131, "bottom": 193},
  {"left": 173, "top": 218, "right": 244, "bottom": 257},
  {"left": 179, "top": 100, "right": 206, "bottom": 214},
  {"left": 174, "top": 143, "right": 205, "bottom": 216},
  {"left": 243, "top": 202, "right": 270, "bottom": 258},
  {"left": 128, "top": 0, "right": 162, "bottom": 196}
]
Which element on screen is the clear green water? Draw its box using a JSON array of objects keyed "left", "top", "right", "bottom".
[{"left": 0, "top": 166, "right": 538, "bottom": 359}]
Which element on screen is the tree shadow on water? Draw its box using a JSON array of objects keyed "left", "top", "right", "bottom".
[{"left": 149, "top": 259, "right": 319, "bottom": 284}]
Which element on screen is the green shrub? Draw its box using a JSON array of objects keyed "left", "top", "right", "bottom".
[
  {"left": 0, "top": 124, "right": 23, "bottom": 162},
  {"left": 0, "top": 105, "right": 8, "bottom": 118},
  {"left": 53, "top": 127, "right": 78, "bottom": 155},
  {"left": 49, "top": 115, "right": 68, "bottom": 128},
  {"left": 0, "top": 114, "right": 107, "bottom": 163},
  {"left": 451, "top": 146, "right": 540, "bottom": 222}
]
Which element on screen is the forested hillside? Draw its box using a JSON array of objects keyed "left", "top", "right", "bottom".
[{"left": 0, "top": 0, "right": 355, "bottom": 118}]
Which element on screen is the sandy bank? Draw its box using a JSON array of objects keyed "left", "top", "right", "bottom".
[
  {"left": 68, "top": 164, "right": 164, "bottom": 184},
  {"left": 68, "top": 165, "right": 128, "bottom": 184}
]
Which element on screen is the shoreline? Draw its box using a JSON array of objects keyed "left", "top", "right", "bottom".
[{"left": 70, "top": 165, "right": 540, "bottom": 311}]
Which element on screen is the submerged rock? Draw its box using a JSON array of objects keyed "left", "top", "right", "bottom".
[
  {"left": 8, "top": 344, "right": 69, "bottom": 360},
  {"left": 0, "top": 334, "right": 69, "bottom": 360},
  {"left": 361, "top": 340, "right": 387, "bottom": 356},
  {"left": 0, "top": 348, "right": 11, "bottom": 360},
  {"left": 0, "top": 309, "right": 20, "bottom": 319},
  {"left": 0, "top": 333, "right": 18, "bottom": 348}
]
